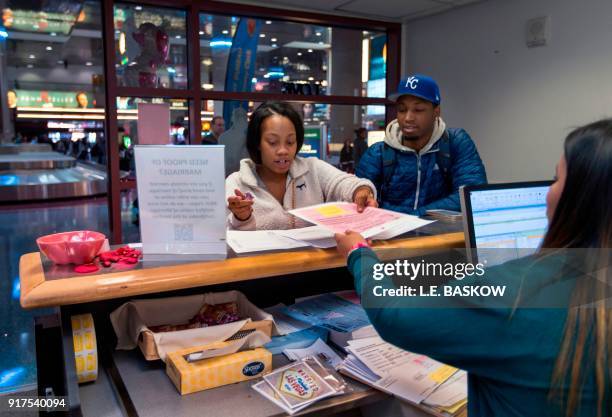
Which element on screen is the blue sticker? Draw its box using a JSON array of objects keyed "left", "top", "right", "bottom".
[{"left": 242, "top": 361, "right": 265, "bottom": 377}]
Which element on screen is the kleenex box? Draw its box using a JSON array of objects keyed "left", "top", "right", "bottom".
[{"left": 166, "top": 346, "right": 272, "bottom": 395}]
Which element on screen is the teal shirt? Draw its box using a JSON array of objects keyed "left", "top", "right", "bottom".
[{"left": 347, "top": 247, "right": 601, "bottom": 417}]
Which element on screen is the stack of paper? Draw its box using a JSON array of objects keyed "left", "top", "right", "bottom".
[{"left": 338, "top": 336, "right": 467, "bottom": 415}]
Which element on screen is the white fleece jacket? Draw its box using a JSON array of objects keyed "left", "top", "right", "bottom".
[{"left": 226, "top": 157, "right": 376, "bottom": 230}]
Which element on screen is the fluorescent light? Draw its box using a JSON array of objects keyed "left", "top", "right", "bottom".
[
  {"left": 175, "top": 35, "right": 181, "bottom": 39},
  {"left": 46, "top": 45, "right": 53, "bottom": 51},
  {"left": 308, "top": 49, "right": 313, "bottom": 53},
  {"left": 86, "top": 61, "right": 93, "bottom": 66},
  {"left": 222, "top": 30, "right": 229, "bottom": 34},
  {"left": 199, "top": 31, "right": 204, "bottom": 35},
  {"left": 271, "top": 38, "right": 277, "bottom": 42},
  {"left": 297, "top": 52, "right": 302, "bottom": 56},
  {"left": 316, "top": 32, "right": 321, "bottom": 36},
  {"left": 210, "top": 39, "right": 232, "bottom": 47},
  {"left": 135, "top": 5, "right": 142, "bottom": 10},
  {"left": 259, "top": 33, "right": 266, "bottom": 38},
  {"left": 308, "top": 76, "right": 314, "bottom": 81},
  {"left": 362, "top": 38, "right": 369, "bottom": 83},
  {"left": 265, "top": 20, "right": 272, "bottom": 24},
  {"left": 28, "top": 54, "right": 35, "bottom": 59}
]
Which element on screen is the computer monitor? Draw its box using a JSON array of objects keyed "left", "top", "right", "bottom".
[{"left": 460, "top": 181, "right": 553, "bottom": 266}]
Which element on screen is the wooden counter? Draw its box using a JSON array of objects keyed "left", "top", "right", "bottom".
[{"left": 20, "top": 231, "right": 464, "bottom": 309}]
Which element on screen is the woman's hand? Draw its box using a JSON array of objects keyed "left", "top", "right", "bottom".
[
  {"left": 353, "top": 186, "right": 377, "bottom": 213},
  {"left": 227, "top": 189, "right": 254, "bottom": 221},
  {"left": 335, "top": 230, "right": 369, "bottom": 259}
]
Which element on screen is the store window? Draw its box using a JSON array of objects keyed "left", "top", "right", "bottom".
[
  {"left": 114, "top": 3, "right": 187, "bottom": 89},
  {"left": 199, "top": 15, "right": 387, "bottom": 98}
]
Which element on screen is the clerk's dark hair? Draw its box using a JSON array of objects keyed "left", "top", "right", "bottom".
[
  {"left": 246, "top": 101, "right": 304, "bottom": 164},
  {"left": 540, "top": 119, "right": 612, "bottom": 417}
]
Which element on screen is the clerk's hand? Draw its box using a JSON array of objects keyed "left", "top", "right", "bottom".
[
  {"left": 352, "top": 186, "right": 377, "bottom": 213},
  {"left": 227, "top": 189, "right": 254, "bottom": 221},
  {"left": 335, "top": 230, "right": 370, "bottom": 259}
]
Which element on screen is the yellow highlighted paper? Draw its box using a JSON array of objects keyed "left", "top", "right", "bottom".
[
  {"left": 315, "top": 205, "right": 347, "bottom": 217},
  {"left": 429, "top": 365, "right": 457, "bottom": 383}
]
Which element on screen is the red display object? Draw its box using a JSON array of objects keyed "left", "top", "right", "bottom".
[{"left": 36, "top": 231, "right": 106, "bottom": 265}]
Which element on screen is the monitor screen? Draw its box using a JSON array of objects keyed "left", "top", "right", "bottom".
[{"left": 462, "top": 182, "right": 551, "bottom": 266}]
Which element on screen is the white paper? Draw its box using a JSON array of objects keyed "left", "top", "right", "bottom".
[
  {"left": 283, "top": 338, "right": 343, "bottom": 369},
  {"left": 227, "top": 230, "right": 309, "bottom": 254},
  {"left": 370, "top": 216, "right": 435, "bottom": 240},
  {"left": 275, "top": 226, "right": 337, "bottom": 248},
  {"left": 346, "top": 336, "right": 414, "bottom": 376},
  {"left": 423, "top": 370, "right": 468, "bottom": 408},
  {"left": 134, "top": 146, "right": 226, "bottom": 259}
]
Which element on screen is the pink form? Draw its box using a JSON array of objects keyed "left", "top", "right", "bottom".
[{"left": 291, "top": 203, "right": 402, "bottom": 234}]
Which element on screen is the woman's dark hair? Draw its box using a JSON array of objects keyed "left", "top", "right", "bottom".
[
  {"left": 539, "top": 119, "right": 612, "bottom": 417},
  {"left": 246, "top": 101, "right": 304, "bottom": 164},
  {"left": 542, "top": 118, "right": 612, "bottom": 249}
]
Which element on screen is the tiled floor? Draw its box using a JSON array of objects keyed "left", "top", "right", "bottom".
[{"left": 0, "top": 192, "right": 140, "bottom": 393}]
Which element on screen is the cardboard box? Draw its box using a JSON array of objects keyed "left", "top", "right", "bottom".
[
  {"left": 138, "top": 319, "right": 273, "bottom": 361},
  {"left": 166, "top": 346, "right": 272, "bottom": 395}
]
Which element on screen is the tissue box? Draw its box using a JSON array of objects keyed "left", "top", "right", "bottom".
[{"left": 166, "top": 346, "right": 272, "bottom": 395}]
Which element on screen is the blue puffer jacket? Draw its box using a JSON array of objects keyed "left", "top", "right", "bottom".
[{"left": 356, "top": 118, "right": 487, "bottom": 215}]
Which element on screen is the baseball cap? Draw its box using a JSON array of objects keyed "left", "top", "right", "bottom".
[{"left": 388, "top": 74, "right": 441, "bottom": 105}]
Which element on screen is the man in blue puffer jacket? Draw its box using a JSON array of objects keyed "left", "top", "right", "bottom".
[{"left": 356, "top": 74, "right": 487, "bottom": 216}]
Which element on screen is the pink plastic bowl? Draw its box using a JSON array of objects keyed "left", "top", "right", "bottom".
[{"left": 36, "top": 231, "right": 106, "bottom": 265}]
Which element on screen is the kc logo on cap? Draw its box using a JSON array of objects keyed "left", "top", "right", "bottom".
[{"left": 405, "top": 76, "right": 419, "bottom": 89}]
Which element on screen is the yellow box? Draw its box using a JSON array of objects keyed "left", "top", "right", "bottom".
[{"left": 166, "top": 346, "right": 272, "bottom": 395}]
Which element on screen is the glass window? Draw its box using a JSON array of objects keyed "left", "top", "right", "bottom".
[
  {"left": 199, "top": 15, "right": 386, "bottom": 98},
  {"left": 116, "top": 97, "right": 190, "bottom": 171},
  {"left": 114, "top": 3, "right": 187, "bottom": 89}
]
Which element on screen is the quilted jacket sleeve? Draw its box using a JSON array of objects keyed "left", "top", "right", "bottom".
[
  {"left": 418, "top": 128, "right": 487, "bottom": 215},
  {"left": 355, "top": 142, "right": 384, "bottom": 194}
]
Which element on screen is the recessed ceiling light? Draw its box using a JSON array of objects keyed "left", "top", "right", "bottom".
[
  {"left": 271, "top": 38, "right": 277, "bottom": 42},
  {"left": 222, "top": 30, "right": 228, "bottom": 34},
  {"left": 266, "top": 20, "right": 272, "bottom": 24},
  {"left": 259, "top": 33, "right": 266, "bottom": 38},
  {"left": 316, "top": 32, "right": 321, "bottom": 36},
  {"left": 297, "top": 52, "right": 302, "bottom": 56},
  {"left": 308, "top": 77, "right": 314, "bottom": 81},
  {"left": 86, "top": 61, "right": 93, "bottom": 66},
  {"left": 46, "top": 45, "right": 53, "bottom": 51},
  {"left": 28, "top": 54, "right": 35, "bottom": 59},
  {"left": 199, "top": 31, "right": 204, "bottom": 35},
  {"left": 175, "top": 35, "right": 181, "bottom": 39},
  {"left": 307, "top": 49, "right": 313, "bottom": 53},
  {"left": 135, "top": 5, "right": 142, "bottom": 11}
]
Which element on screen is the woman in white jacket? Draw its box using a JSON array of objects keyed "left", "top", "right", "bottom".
[{"left": 226, "top": 101, "right": 377, "bottom": 230}]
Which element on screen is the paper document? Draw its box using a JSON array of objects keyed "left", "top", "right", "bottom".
[
  {"left": 346, "top": 336, "right": 414, "bottom": 376},
  {"left": 227, "top": 230, "right": 308, "bottom": 254},
  {"left": 423, "top": 370, "right": 468, "bottom": 408},
  {"left": 290, "top": 203, "right": 431, "bottom": 239},
  {"left": 264, "top": 304, "right": 311, "bottom": 335},
  {"left": 283, "top": 338, "right": 343, "bottom": 369},
  {"left": 282, "top": 293, "right": 371, "bottom": 333},
  {"left": 275, "top": 226, "right": 336, "bottom": 248}
]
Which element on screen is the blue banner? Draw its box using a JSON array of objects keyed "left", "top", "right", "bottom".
[{"left": 223, "top": 18, "right": 261, "bottom": 128}]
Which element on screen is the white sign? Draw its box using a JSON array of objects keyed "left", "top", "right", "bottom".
[{"left": 134, "top": 145, "right": 226, "bottom": 260}]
